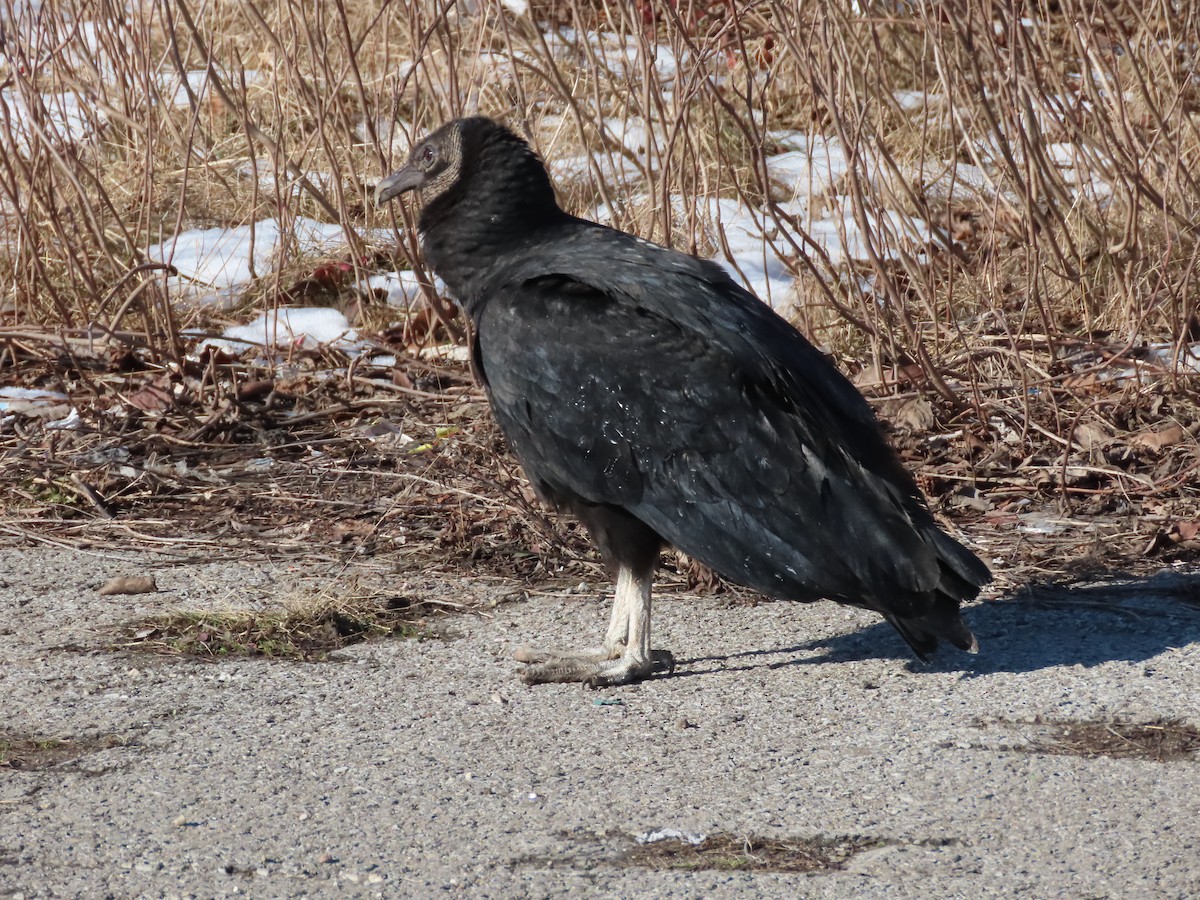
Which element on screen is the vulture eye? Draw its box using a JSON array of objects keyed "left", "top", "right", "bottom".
[{"left": 419, "top": 144, "right": 437, "bottom": 168}]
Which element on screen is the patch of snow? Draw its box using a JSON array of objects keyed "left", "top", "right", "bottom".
[
  {"left": 199, "top": 308, "right": 359, "bottom": 355},
  {"left": 608, "top": 116, "right": 651, "bottom": 157},
  {"left": 1046, "top": 142, "right": 1083, "bottom": 168},
  {"left": 784, "top": 204, "right": 930, "bottom": 269},
  {"left": 473, "top": 51, "right": 520, "bottom": 85},
  {"left": 160, "top": 68, "right": 263, "bottom": 108},
  {"left": 893, "top": 89, "right": 932, "bottom": 111},
  {"left": 587, "top": 187, "right": 932, "bottom": 311},
  {"left": 636, "top": 829, "right": 707, "bottom": 845},
  {"left": 549, "top": 151, "right": 643, "bottom": 186},
  {"left": 150, "top": 224, "right": 271, "bottom": 289},
  {"left": 766, "top": 130, "right": 810, "bottom": 151},
  {"left": 543, "top": 28, "right": 681, "bottom": 87},
  {"left": 705, "top": 199, "right": 796, "bottom": 306},
  {"left": 357, "top": 270, "right": 442, "bottom": 308},
  {"left": 891, "top": 160, "right": 1024, "bottom": 208},
  {"left": 359, "top": 117, "right": 412, "bottom": 156},
  {"left": 1150, "top": 342, "right": 1200, "bottom": 374},
  {"left": 1017, "top": 514, "right": 1065, "bottom": 535},
  {"left": 1043, "top": 142, "right": 1114, "bottom": 201},
  {"left": 237, "top": 160, "right": 373, "bottom": 200},
  {"left": 162, "top": 70, "right": 215, "bottom": 107},
  {"left": 0, "top": 387, "right": 72, "bottom": 418},
  {"left": 416, "top": 343, "right": 471, "bottom": 362},
  {"left": 851, "top": 0, "right": 917, "bottom": 13},
  {"left": 1081, "top": 342, "right": 1200, "bottom": 384},
  {"left": 710, "top": 189, "right": 930, "bottom": 302},
  {"left": 0, "top": 387, "right": 68, "bottom": 403},
  {"left": 46, "top": 407, "right": 81, "bottom": 430},
  {"left": 150, "top": 219, "right": 339, "bottom": 287},
  {"left": 766, "top": 136, "right": 851, "bottom": 208},
  {"left": 0, "top": 0, "right": 42, "bottom": 19},
  {"left": 0, "top": 90, "right": 104, "bottom": 153},
  {"left": 147, "top": 218, "right": 377, "bottom": 305}
]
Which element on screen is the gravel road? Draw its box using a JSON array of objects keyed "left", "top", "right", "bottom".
[{"left": 1, "top": 545, "right": 1198, "bottom": 898}]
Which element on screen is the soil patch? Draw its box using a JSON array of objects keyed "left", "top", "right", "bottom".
[
  {"left": 116, "top": 589, "right": 436, "bottom": 661},
  {"left": 0, "top": 733, "right": 125, "bottom": 771},
  {"left": 623, "top": 832, "right": 878, "bottom": 873},
  {"left": 1025, "top": 718, "right": 1200, "bottom": 762}
]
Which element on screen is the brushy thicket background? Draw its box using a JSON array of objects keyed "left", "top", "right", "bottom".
[{"left": 1, "top": 0, "right": 1197, "bottom": 584}]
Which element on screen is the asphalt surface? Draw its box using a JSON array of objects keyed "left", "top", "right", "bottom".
[{"left": 1, "top": 545, "right": 1198, "bottom": 898}]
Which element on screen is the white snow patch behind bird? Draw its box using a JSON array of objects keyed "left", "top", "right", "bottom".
[
  {"left": 359, "top": 270, "right": 445, "bottom": 308},
  {"left": 199, "top": 308, "right": 359, "bottom": 356},
  {"left": 147, "top": 218, "right": 379, "bottom": 308}
]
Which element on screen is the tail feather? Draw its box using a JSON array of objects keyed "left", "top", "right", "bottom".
[
  {"left": 886, "top": 529, "right": 990, "bottom": 660},
  {"left": 886, "top": 599, "right": 979, "bottom": 661},
  {"left": 927, "top": 526, "right": 992, "bottom": 589}
]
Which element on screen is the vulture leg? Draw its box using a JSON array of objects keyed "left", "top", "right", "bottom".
[{"left": 517, "top": 565, "right": 674, "bottom": 686}]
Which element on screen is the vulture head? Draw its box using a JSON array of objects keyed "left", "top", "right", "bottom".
[{"left": 374, "top": 117, "right": 559, "bottom": 229}]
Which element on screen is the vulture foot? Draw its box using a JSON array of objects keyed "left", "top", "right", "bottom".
[{"left": 516, "top": 647, "right": 674, "bottom": 686}]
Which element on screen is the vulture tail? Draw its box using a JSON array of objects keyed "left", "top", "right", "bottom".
[
  {"left": 885, "top": 600, "right": 979, "bottom": 662},
  {"left": 887, "top": 526, "right": 989, "bottom": 661}
]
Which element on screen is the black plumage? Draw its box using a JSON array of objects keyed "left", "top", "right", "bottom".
[{"left": 376, "top": 116, "right": 990, "bottom": 686}]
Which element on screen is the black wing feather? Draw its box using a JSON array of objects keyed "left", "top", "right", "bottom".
[{"left": 474, "top": 238, "right": 984, "bottom": 621}]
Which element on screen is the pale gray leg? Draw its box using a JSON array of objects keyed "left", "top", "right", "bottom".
[{"left": 516, "top": 565, "right": 674, "bottom": 686}]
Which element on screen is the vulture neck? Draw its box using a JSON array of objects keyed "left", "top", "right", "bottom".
[{"left": 418, "top": 151, "right": 570, "bottom": 317}]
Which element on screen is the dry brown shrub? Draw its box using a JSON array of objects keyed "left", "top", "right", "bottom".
[{"left": 1, "top": 0, "right": 1197, "bottom": 467}]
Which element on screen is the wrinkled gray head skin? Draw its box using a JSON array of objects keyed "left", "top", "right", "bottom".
[
  {"left": 373, "top": 117, "right": 563, "bottom": 306},
  {"left": 374, "top": 120, "right": 468, "bottom": 209}
]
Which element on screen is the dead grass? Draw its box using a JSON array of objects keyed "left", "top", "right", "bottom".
[
  {"left": 958, "top": 716, "right": 1200, "bottom": 761},
  {"left": 0, "top": 352, "right": 598, "bottom": 579},
  {"left": 623, "top": 832, "right": 878, "bottom": 873},
  {"left": 1025, "top": 718, "right": 1200, "bottom": 762},
  {"left": 117, "top": 581, "right": 443, "bottom": 661},
  {"left": 515, "top": 828, "right": 888, "bottom": 874},
  {"left": 0, "top": 733, "right": 125, "bottom": 770},
  {"left": 1031, "top": 719, "right": 1200, "bottom": 762},
  {"left": 0, "top": 347, "right": 1195, "bottom": 592}
]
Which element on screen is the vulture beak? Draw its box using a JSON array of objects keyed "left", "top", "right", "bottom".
[{"left": 375, "top": 164, "right": 423, "bottom": 205}]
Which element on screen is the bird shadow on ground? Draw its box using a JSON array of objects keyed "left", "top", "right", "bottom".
[{"left": 674, "top": 570, "right": 1200, "bottom": 678}]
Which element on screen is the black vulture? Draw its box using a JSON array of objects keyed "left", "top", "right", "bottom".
[{"left": 376, "top": 116, "right": 990, "bottom": 687}]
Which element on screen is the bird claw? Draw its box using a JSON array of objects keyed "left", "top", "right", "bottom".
[
  {"left": 519, "top": 648, "right": 675, "bottom": 687},
  {"left": 581, "top": 650, "right": 677, "bottom": 689}
]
